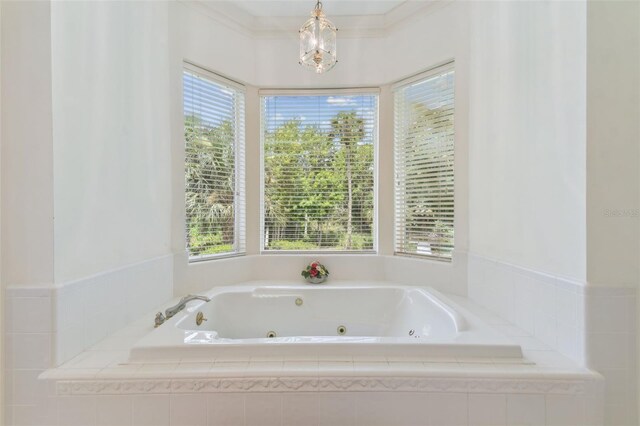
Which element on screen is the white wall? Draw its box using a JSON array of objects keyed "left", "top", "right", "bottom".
[
  {"left": 173, "top": 2, "right": 256, "bottom": 87},
  {"left": 255, "top": 35, "right": 385, "bottom": 88},
  {"left": 1, "top": 1, "right": 55, "bottom": 287},
  {"left": 586, "top": 0, "right": 640, "bottom": 288},
  {"left": 585, "top": 1, "right": 640, "bottom": 423},
  {"left": 384, "top": 2, "right": 468, "bottom": 83},
  {"left": 1, "top": 3, "right": 55, "bottom": 422},
  {"left": 468, "top": 0, "right": 587, "bottom": 282},
  {"left": 51, "top": 0, "right": 173, "bottom": 283}
]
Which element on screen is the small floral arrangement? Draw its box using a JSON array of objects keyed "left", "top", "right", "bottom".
[{"left": 301, "top": 261, "right": 329, "bottom": 283}]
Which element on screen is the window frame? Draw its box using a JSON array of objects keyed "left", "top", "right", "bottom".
[
  {"left": 183, "top": 62, "right": 246, "bottom": 263},
  {"left": 392, "top": 62, "right": 456, "bottom": 262},
  {"left": 259, "top": 88, "right": 380, "bottom": 255}
]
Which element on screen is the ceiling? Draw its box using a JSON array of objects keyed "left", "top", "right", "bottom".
[{"left": 230, "top": 1, "right": 408, "bottom": 17}]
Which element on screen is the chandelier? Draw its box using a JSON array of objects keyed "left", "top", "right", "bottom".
[{"left": 299, "top": 0, "right": 337, "bottom": 73}]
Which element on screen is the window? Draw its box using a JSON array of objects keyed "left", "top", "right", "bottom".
[
  {"left": 393, "top": 63, "right": 455, "bottom": 260},
  {"left": 261, "top": 92, "right": 378, "bottom": 252},
  {"left": 183, "top": 64, "right": 245, "bottom": 260}
]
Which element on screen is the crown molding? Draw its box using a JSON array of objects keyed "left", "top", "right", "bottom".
[
  {"left": 182, "top": 0, "right": 452, "bottom": 39},
  {"left": 384, "top": 0, "right": 454, "bottom": 33},
  {"left": 179, "top": 1, "right": 255, "bottom": 38}
]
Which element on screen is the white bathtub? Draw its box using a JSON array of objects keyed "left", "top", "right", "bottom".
[{"left": 129, "top": 282, "right": 523, "bottom": 361}]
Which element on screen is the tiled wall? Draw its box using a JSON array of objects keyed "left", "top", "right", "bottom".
[
  {"left": 39, "top": 387, "right": 604, "bottom": 426},
  {"left": 467, "top": 254, "right": 586, "bottom": 363},
  {"left": 585, "top": 286, "right": 638, "bottom": 425},
  {"left": 177, "top": 253, "right": 469, "bottom": 298},
  {"left": 54, "top": 255, "right": 173, "bottom": 365},
  {"left": 467, "top": 253, "right": 638, "bottom": 426},
  {"left": 3, "top": 255, "right": 173, "bottom": 426},
  {"left": 4, "top": 286, "right": 55, "bottom": 426}
]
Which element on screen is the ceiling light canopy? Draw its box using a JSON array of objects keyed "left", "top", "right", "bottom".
[{"left": 299, "top": 0, "right": 337, "bottom": 74}]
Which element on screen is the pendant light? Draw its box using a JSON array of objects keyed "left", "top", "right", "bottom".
[{"left": 299, "top": 0, "right": 337, "bottom": 73}]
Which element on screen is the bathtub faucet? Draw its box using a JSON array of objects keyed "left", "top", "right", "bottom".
[{"left": 164, "top": 294, "right": 211, "bottom": 320}]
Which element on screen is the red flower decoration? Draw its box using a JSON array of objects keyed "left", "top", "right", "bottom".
[{"left": 301, "top": 261, "right": 328, "bottom": 281}]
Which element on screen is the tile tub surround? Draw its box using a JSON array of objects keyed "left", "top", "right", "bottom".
[
  {"left": 3, "top": 254, "right": 173, "bottom": 426},
  {"left": 467, "top": 253, "right": 638, "bottom": 426},
  {"left": 584, "top": 286, "right": 638, "bottom": 426},
  {"left": 34, "top": 292, "right": 603, "bottom": 426},
  {"left": 176, "top": 253, "right": 469, "bottom": 299},
  {"left": 467, "top": 254, "right": 588, "bottom": 364},
  {"left": 53, "top": 254, "right": 174, "bottom": 365}
]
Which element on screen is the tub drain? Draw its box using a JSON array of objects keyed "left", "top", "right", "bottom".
[
  {"left": 266, "top": 331, "right": 277, "bottom": 338},
  {"left": 337, "top": 325, "right": 347, "bottom": 335}
]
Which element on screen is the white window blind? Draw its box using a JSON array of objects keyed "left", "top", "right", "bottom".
[
  {"left": 183, "top": 65, "right": 245, "bottom": 261},
  {"left": 394, "top": 64, "right": 455, "bottom": 260},
  {"left": 261, "top": 92, "right": 378, "bottom": 252}
]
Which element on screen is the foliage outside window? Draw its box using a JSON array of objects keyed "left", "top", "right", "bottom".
[
  {"left": 261, "top": 93, "right": 377, "bottom": 252},
  {"left": 183, "top": 66, "right": 245, "bottom": 260},
  {"left": 394, "top": 64, "right": 455, "bottom": 259}
]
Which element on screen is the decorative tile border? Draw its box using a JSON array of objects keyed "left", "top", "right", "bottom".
[{"left": 55, "top": 375, "right": 599, "bottom": 396}]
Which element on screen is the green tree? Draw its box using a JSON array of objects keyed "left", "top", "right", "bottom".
[
  {"left": 262, "top": 110, "right": 374, "bottom": 251},
  {"left": 263, "top": 120, "right": 305, "bottom": 245},
  {"left": 298, "top": 126, "right": 343, "bottom": 245},
  {"left": 185, "top": 115, "right": 236, "bottom": 255},
  {"left": 329, "top": 111, "right": 365, "bottom": 249}
]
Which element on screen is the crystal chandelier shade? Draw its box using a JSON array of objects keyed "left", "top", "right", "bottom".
[{"left": 299, "top": 1, "right": 337, "bottom": 74}]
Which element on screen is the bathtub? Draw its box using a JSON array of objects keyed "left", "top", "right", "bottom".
[{"left": 129, "top": 282, "right": 523, "bottom": 361}]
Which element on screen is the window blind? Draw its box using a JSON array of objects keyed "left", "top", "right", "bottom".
[
  {"left": 261, "top": 93, "right": 378, "bottom": 252},
  {"left": 394, "top": 64, "right": 455, "bottom": 260},
  {"left": 183, "top": 65, "right": 245, "bottom": 260}
]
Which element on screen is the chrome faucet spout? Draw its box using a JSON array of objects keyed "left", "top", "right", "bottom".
[{"left": 165, "top": 294, "right": 211, "bottom": 320}]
